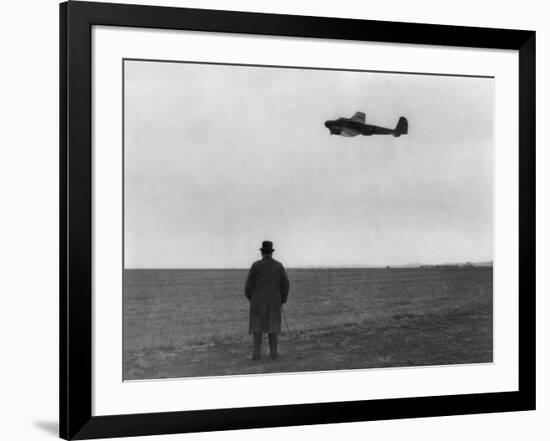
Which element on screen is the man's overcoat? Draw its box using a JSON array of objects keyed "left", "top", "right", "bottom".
[{"left": 245, "top": 256, "right": 290, "bottom": 334}]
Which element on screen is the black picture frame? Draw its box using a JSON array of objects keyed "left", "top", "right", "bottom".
[{"left": 60, "top": 1, "right": 536, "bottom": 439}]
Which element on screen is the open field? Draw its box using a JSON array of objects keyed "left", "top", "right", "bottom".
[{"left": 123, "top": 267, "right": 492, "bottom": 380}]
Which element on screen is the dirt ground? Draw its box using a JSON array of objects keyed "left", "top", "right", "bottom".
[{"left": 124, "top": 267, "right": 492, "bottom": 380}]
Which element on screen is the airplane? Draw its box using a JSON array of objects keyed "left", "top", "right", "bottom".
[{"left": 324, "top": 112, "right": 408, "bottom": 137}]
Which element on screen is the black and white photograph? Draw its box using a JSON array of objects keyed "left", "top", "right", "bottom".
[
  {"left": 123, "top": 59, "right": 494, "bottom": 381},
  {"left": 1, "top": 0, "right": 544, "bottom": 439}
]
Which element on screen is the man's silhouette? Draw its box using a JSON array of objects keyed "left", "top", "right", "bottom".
[{"left": 245, "top": 241, "right": 290, "bottom": 360}]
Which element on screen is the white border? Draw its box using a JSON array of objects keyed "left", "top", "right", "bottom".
[{"left": 92, "top": 26, "right": 518, "bottom": 416}]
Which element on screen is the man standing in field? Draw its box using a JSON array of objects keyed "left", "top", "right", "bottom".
[{"left": 245, "top": 241, "right": 290, "bottom": 360}]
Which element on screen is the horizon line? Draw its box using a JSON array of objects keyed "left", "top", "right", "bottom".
[{"left": 124, "top": 261, "right": 494, "bottom": 271}]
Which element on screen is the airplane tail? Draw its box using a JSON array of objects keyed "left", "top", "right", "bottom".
[{"left": 393, "top": 116, "right": 408, "bottom": 137}]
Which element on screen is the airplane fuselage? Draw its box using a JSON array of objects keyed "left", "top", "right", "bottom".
[{"left": 324, "top": 118, "right": 395, "bottom": 137}]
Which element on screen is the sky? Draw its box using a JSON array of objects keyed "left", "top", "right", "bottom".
[{"left": 124, "top": 59, "right": 494, "bottom": 269}]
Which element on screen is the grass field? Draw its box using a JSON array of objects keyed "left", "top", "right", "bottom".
[{"left": 123, "top": 266, "right": 492, "bottom": 380}]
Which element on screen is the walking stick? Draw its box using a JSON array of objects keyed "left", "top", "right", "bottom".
[
  {"left": 282, "top": 305, "right": 291, "bottom": 335},
  {"left": 281, "top": 305, "right": 294, "bottom": 355}
]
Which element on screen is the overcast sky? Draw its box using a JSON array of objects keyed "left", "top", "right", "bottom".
[{"left": 124, "top": 59, "right": 493, "bottom": 269}]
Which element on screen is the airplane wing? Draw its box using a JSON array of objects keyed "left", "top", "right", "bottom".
[{"left": 351, "top": 112, "right": 366, "bottom": 123}]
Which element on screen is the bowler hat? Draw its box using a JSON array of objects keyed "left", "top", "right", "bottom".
[{"left": 260, "top": 241, "right": 275, "bottom": 252}]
